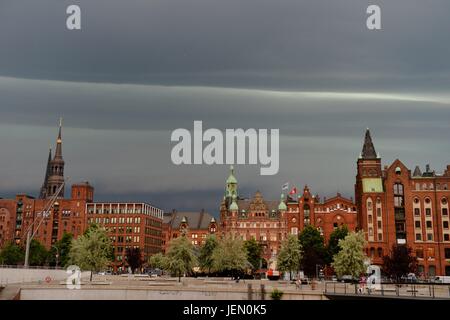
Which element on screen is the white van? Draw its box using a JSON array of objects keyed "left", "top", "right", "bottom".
[{"left": 434, "top": 276, "right": 450, "bottom": 284}]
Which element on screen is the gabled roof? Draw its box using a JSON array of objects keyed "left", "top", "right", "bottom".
[{"left": 164, "top": 210, "right": 215, "bottom": 230}]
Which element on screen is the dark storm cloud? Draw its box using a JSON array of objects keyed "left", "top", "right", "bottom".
[
  {"left": 1, "top": 0, "right": 450, "bottom": 92},
  {"left": 1, "top": 1, "right": 450, "bottom": 214}
]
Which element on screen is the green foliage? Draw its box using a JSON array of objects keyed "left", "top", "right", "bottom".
[
  {"left": 125, "top": 247, "right": 143, "bottom": 274},
  {"left": 0, "top": 242, "right": 25, "bottom": 265},
  {"left": 212, "top": 236, "right": 250, "bottom": 275},
  {"left": 326, "top": 225, "right": 349, "bottom": 264},
  {"left": 298, "top": 225, "right": 326, "bottom": 276},
  {"left": 28, "top": 239, "right": 49, "bottom": 266},
  {"left": 68, "top": 224, "right": 113, "bottom": 276},
  {"left": 148, "top": 252, "right": 168, "bottom": 270},
  {"left": 49, "top": 232, "right": 73, "bottom": 267},
  {"left": 382, "top": 245, "right": 418, "bottom": 281},
  {"left": 332, "top": 231, "right": 367, "bottom": 278},
  {"left": 165, "top": 236, "right": 198, "bottom": 281},
  {"left": 243, "top": 238, "right": 263, "bottom": 274},
  {"left": 270, "top": 288, "right": 284, "bottom": 300},
  {"left": 277, "top": 234, "right": 302, "bottom": 278},
  {"left": 198, "top": 235, "right": 218, "bottom": 274}
]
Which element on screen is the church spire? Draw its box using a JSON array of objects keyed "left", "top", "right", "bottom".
[
  {"left": 54, "top": 117, "right": 63, "bottom": 159},
  {"left": 361, "top": 128, "right": 378, "bottom": 159},
  {"left": 45, "top": 119, "right": 66, "bottom": 199},
  {"left": 39, "top": 148, "right": 52, "bottom": 199}
]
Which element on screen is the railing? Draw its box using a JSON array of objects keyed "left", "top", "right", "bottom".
[
  {"left": 324, "top": 281, "right": 450, "bottom": 299},
  {"left": 0, "top": 265, "right": 64, "bottom": 270}
]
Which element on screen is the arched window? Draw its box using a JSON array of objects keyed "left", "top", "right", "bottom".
[
  {"left": 377, "top": 248, "right": 383, "bottom": 257},
  {"left": 303, "top": 204, "right": 310, "bottom": 226}
]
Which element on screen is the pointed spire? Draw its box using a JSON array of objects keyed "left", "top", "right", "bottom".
[
  {"left": 413, "top": 166, "right": 422, "bottom": 177},
  {"left": 54, "top": 118, "right": 63, "bottom": 159},
  {"left": 361, "top": 128, "right": 378, "bottom": 159},
  {"left": 39, "top": 148, "right": 52, "bottom": 199}
]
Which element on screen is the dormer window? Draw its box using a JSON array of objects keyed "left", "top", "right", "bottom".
[{"left": 395, "top": 167, "right": 401, "bottom": 175}]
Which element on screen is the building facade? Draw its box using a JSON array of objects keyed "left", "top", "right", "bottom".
[
  {"left": 0, "top": 122, "right": 164, "bottom": 271},
  {"left": 219, "top": 166, "right": 357, "bottom": 265},
  {"left": 86, "top": 202, "right": 163, "bottom": 271},
  {"left": 355, "top": 129, "right": 450, "bottom": 277},
  {"left": 162, "top": 210, "right": 218, "bottom": 253}
]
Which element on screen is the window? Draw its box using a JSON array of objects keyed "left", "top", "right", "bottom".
[
  {"left": 415, "top": 221, "right": 421, "bottom": 229},
  {"left": 368, "top": 215, "right": 373, "bottom": 223},
  {"left": 369, "top": 228, "right": 373, "bottom": 236},
  {"left": 414, "top": 208, "right": 420, "bottom": 216},
  {"left": 377, "top": 248, "right": 383, "bottom": 257},
  {"left": 427, "top": 247, "right": 435, "bottom": 259},
  {"left": 427, "top": 233, "right": 433, "bottom": 241},
  {"left": 442, "top": 198, "right": 448, "bottom": 205},
  {"left": 416, "top": 248, "right": 424, "bottom": 259},
  {"left": 377, "top": 208, "right": 381, "bottom": 217},
  {"left": 377, "top": 233, "right": 383, "bottom": 241},
  {"left": 426, "top": 208, "right": 431, "bottom": 216},
  {"left": 445, "top": 248, "right": 450, "bottom": 259},
  {"left": 443, "top": 208, "right": 448, "bottom": 216},
  {"left": 426, "top": 221, "right": 432, "bottom": 229},
  {"left": 377, "top": 221, "right": 382, "bottom": 229},
  {"left": 416, "top": 233, "right": 422, "bottom": 241},
  {"left": 428, "top": 266, "right": 436, "bottom": 277},
  {"left": 445, "top": 234, "right": 450, "bottom": 241},
  {"left": 444, "top": 221, "right": 449, "bottom": 229}
]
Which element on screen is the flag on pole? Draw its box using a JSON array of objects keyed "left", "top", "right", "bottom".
[
  {"left": 282, "top": 182, "right": 289, "bottom": 191},
  {"left": 289, "top": 187, "right": 297, "bottom": 195}
]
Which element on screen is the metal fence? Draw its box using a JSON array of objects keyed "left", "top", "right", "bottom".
[
  {"left": 324, "top": 281, "right": 450, "bottom": 299},
  {"left": 0, "top": 265, "right": 64, "bottom": 270}
]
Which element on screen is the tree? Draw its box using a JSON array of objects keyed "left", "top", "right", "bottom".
[
  {"left": 298, "top": 225, "right": 326, "bottom": 277},
  {"left": 332, "top": 231, "right": 367, "bottom": 279},
  {"left": 29, "top": 239, "right": 49, "bottom": 266},
  {"left": 198, "top": 235, "right": 218, "bottom": 274},
  {"left": 382, "top": 245, "right": 418, "bottom": 282},
  {"left": 49, "top": 233, "right": 73, "bottom": 267},
  {"left": 212, "top": 236, "right": 249, "bottom": 277},
  {"left": 125, "top": 247, "right": 143, "bottom": 274},
  {"left": 277, "top": 234, "right": 302, "bottom": 279},
  {"left": 326, "top": 225, "right": 349, "bottom": 264},
  {"left": 148, "top": 252, "right": 168, "bottom": 270},
  {"left": 165, "top": 236, "right": 198, "bottom": 282},
  {"left": 68, "top": 224, "right": 113, "bottom": 281},
  {"left": 243, "top": 238, "right": 263, "bottom": 276},
  {"left": 0, "top": 242, "right": 25, "bottom": 265}
]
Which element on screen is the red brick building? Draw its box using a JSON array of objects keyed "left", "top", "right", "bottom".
[
  {"left": 86, "top": 202, "right": 163, "bottom": 271},
  {"left": 0, "top": 122, "right": 163, "bottom": 271},
  {"left": 355, "top": 129, "right": 450, "bottom": 277},
  {"left": 162, "top": 210, "right": 218, "bottom": 253},
  {"left": 219, "top": 166, "right": 357, "bottom": 266}
]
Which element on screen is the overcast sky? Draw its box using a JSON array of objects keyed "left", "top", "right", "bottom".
[{"left": 1, "top": 0, "right": 450, "bottom": 215}]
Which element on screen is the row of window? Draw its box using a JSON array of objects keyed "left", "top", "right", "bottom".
[{"left": 414, "top": 183, "right": 448, "bottom": 191}]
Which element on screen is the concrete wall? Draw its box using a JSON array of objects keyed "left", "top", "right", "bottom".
[
  {"left": 0, "top": 267, "right": 90, "bottom": 285},
  {"left": 19, "top": 287, "right": 327, "bottom": 300}
]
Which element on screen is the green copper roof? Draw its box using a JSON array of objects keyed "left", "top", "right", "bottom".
[
  {"left": 226, "top": 165, "right": 237, "bottom": 184},
  {"left": 230, "top": 195, "right": 239, "bottom": 211},
  {"left": 278, "top": 194, "right": 287, "bottom": 211},
  {"left": 362, "top": 178, "right": 384, "bottom": 193}
]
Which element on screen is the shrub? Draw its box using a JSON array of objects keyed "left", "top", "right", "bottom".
[{"left": 271, "top": 288, "right": 284, "bottom": 300}]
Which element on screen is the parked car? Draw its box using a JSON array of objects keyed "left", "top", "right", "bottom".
[
  {"left": 434, "top": 276, "right": 450, "bottom": 284},
  {"left": 401, "top": 273, "right": 418, "bottom": 283},
  {"left": 148, "top": 268, "right": 162, "bottom": 277},
  {"left": 339, "top": 275, "right": 356, "bottom": 283}
]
